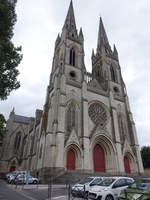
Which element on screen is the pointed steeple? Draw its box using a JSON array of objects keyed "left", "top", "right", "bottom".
[
  {"left": 12, "top": 107, "right": 15, "bottom": 113},
  {"left": 92, "top": 49, "right": 95, "bottom": 59},
  {"left": 97, "top": 17, "right": 111, "bottom": 54},
  {"left": 9, "top": 107, "right": 15, "bottom": 118},
  {"left": 62, "top": 0, "right": 77, "bottom": 37}
]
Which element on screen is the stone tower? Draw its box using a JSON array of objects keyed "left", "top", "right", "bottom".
[{"left": 37, "top": 1, "right": 144, "bottom": 179}]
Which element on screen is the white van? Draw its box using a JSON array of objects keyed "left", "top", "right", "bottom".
[{"left": 88, "top": 177, "right": 134, "bottom": 200}]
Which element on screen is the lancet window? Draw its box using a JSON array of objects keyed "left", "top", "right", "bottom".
[
  {"left": 67, "top": 101, "right": 76, "bottom": 132},
  {"left": 14, "top": 132, "right": 21, "bottom": 150},
  {"left": 69, "top": 48, "right": 76, "bottom": 66}
]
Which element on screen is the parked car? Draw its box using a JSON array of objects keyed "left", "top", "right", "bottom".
[
  {"left": 6, "top": 171, "right": 22, "bottom": 180},
  {"left": 71, "top": 176, "right": 104, "bottom": 198},
  {"left": 88, "top": 177, "right": 134, "bottom": 200},
  {"left": 118, "top": 182, "right": 150, "bottom": 200},
  {"left": 7, "top": 171, "right": 26, "bottom": 184},
  {"left": 140, "top": 178, "right": 150, "bottom": 189},
  {"left": 14, "top": 174, "right": 39, "bottom": 184}
]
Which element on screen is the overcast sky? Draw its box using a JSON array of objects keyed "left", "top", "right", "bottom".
[{"left": 0, "top": 0, "right": 150, "bottom": 146}]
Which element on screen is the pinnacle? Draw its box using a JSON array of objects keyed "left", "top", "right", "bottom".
[
  {"left": 79, "top": 28, "right": 84, "bottom": 39},
  {"left": 113, "top": 44, "right": 118, "bottom": 60}
]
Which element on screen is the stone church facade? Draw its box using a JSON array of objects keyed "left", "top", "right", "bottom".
[{"left": 0, "top": 1, "right": 144, "bottom": 179}]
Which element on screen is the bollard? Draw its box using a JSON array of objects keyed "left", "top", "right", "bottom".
[
  {"left": 124, "top": 189, "right": 128, "bottom": 200},
  {"left": 48, "top": 180, "right": 52, "bottom": 200},
  {"left": 15, "top": 179, "right": 18, "bottom": 189},
  {"left": 83, "top": 185, "right": 86, "bottom": 200},
  {"left": 66, "top": 180, "right": 68, "bottom": 189},
  {"left": 48, "top": 183, "right": 50, "bottom": 200},
  {"left": 22, "top": 175, "right": 25, "bottom": 190},
  {"left": 68, "top": 184, "right": 71, "bottom": 200}
]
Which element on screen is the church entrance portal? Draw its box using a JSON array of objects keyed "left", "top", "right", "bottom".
[
  {"left": 9, "top": 166, "right": 16, "bottom": 172},
  {"left": 124, "top": 156, "right": 131, "bottom": 174},
  {"left": 93, "top": 144, "right": 105, "bottom": 172},
  {"left": 67, "top": 149, "right": 75, "bottom": 170}
]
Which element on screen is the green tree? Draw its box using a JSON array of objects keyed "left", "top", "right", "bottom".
[
  {"left": 0, "top": 0, "right": 22, "bottom": 100},
  {"left": 0, "top": 113, "right": 6, "bottom": 141},
  {"left": 141, "top": 146, "right": 150, "bottom": 168}
]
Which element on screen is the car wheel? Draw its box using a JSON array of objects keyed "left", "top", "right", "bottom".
[
  {"left": 105, "top": 195, "right": 114, "bottom": 200},
  {"left": 33, "top": 180, "right": 38, "bottom": 184},
  {"left": 10, "top": 180, "right": 14, "bottom": 184}
]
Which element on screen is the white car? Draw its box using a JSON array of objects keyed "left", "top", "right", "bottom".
[
  {"left": 7, "top": 171, "right": 26, "bottom": 184},
  {"left": 88, "top": 176, "right": 134, "bottom": 200},
  {"left": 14, "top": 174, "right": 39, "bottom": 184},
  {"left": 71, "top": 176, "right": 104, "bottom": 198}
]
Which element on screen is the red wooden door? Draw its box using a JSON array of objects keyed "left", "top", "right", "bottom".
[
  {"left": 93, "top": 144, "right": 105, "bottom": 172},
  {"left": 9, "top": 166, "right": 16, "bottom": 172},
  {"left": 124, "top": 156, "right": 131, "bottom": 174},
  {"left": 67, "top": 149, "right": 75, "bottom": 170}
]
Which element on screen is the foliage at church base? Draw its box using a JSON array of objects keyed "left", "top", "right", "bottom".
[{"left": 141, "top": 146, "right": 150, "bottom": 169}]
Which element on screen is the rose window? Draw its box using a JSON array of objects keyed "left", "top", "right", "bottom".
[{"left": 88, "top": 103, "right": 107, "bottom": 128}]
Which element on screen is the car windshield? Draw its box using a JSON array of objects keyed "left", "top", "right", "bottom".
[
  {"left": 79, "top": 177, "right": 93, "bottom": 184},
  {"left": 90, "top": 178, "right": 103, "bottom": 185},
  {"left": 97, "top": 178, "right": 116, "bottom": 187}
]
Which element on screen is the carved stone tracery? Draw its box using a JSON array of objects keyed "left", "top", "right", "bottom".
[{"left": 88, "top": 103, "right": 107, "bottom": 129}]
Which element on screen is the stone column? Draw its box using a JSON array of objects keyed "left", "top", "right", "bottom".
[
  {"left": 55, "top": 104, "right": 65, "bottom": 168},
  {"left": 112, "top": 108, "right": 124, "bottom": 174},
  {"left": 82, "top": 81, "right": 91, "bottom": 171},
  {"left": 55, "top": 75, "right": 66, "bottom": 169}
]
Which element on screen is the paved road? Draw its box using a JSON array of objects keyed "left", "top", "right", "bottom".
[
  {"left": 20, "top": 185, "right": 68, "bottom": 200},
  {"left": 0, "top": 180, "right": 73, "bottom": 200},
  {"left": 0, "top": 179, "right": 36, "bottom": 200}
]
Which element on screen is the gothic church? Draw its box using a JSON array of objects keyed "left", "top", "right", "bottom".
[{"left": 0, "top": 1, "right": 144, "bottom": 180}]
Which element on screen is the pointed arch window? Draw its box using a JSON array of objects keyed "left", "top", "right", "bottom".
[
  {"left": 110, "top": 65, "right": 117, "bottom": 82},
  {"left": 69, "top": 48, "right": 75, "bottom": 66},
  {"left": 14, "top": 132, "right": 21, "bottom": 151},
  {"left": 67, "top": 101, "right": 76, "bottom": 132},
  {"left": 118, "top": 114, "right": 125, "bottom": 143}
]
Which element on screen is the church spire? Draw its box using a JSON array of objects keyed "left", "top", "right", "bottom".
[
  {"left": 62, "top": 0, "right": 77, "bottom": 37},
  {"left": 97, "top": 17, "right": 111, "bottom": 54}
]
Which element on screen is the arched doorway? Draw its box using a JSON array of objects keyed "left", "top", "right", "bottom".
[
  {"left": 93, "top": 144, "right": 105, "bottom": 172},
  {"left": 124, "top": 156, "right": 131, "bottom": 174},
  {"left": 67, "top": 149, "right": 75, "bottom": 170},
  {"left": 9, "top": 160, "right": 16, "bottom": 172},
  {"left": 9, "top": 166, "right": 16, "bottom": 172}
]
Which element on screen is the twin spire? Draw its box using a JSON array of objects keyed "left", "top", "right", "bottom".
[
  {"left": 62, "top": 0, "right": 118, "bottom": 59},
  {"left": 63, "top": 0, "right": 77, "bottom": 36},
  {"left": 97, "top": 17, "right": 110, "bottom": 53}
]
